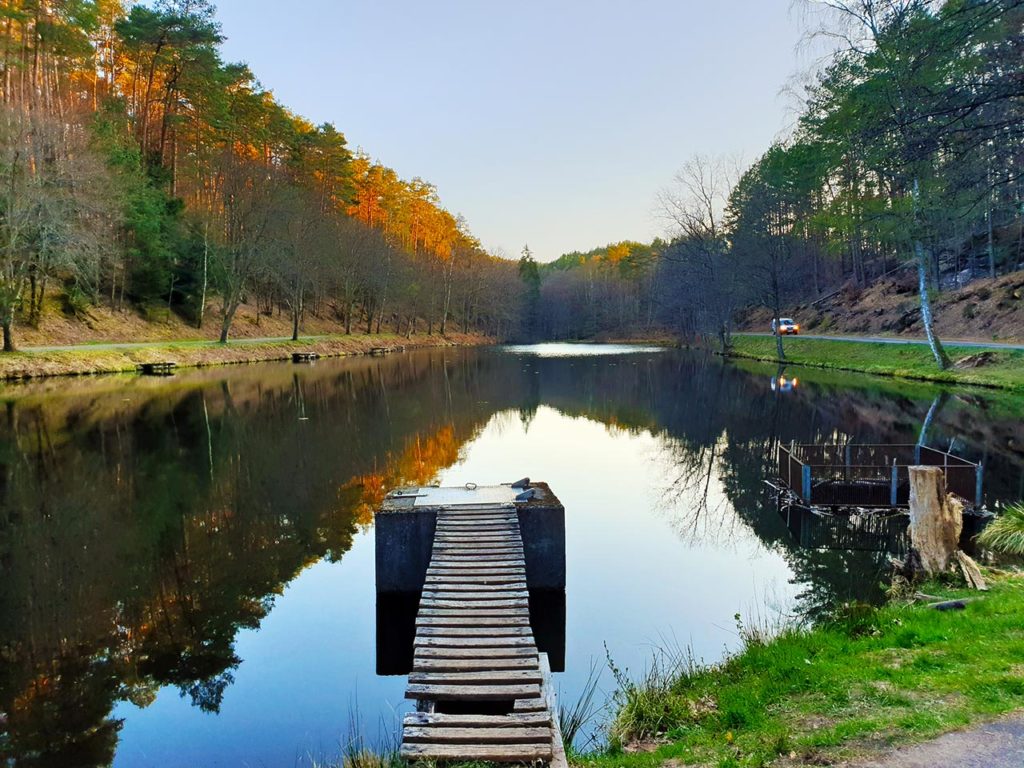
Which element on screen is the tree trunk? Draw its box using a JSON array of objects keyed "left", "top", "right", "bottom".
[
  {"left": 908, "top": 466, "right": 963, "bottom": 575},
  {"left": 196, "top": 224, "right": 208, "bottom": 329},
  {"left": 915, "top": 242, "right": 950, "bottom": 369},
  {"left": 2, "top": 317, "right": 14, "bottom": 352}
]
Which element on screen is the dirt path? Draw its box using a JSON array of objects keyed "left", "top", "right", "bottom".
[{"left": 846, "top": 714, "right": 1024, "bottom": 767}]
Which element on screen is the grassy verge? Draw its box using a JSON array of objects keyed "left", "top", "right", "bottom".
[
  {"left": 728, "top": 336, "right": 1024, "bottom": 392},
  {"left": 577, "top": 573, "right": 1024, "bottom": 768},
  {"left": 0, "top": 332, "right": 489, "bottom": 380}
]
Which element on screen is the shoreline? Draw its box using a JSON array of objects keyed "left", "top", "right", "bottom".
[
  {"left": 0, "top": 332, "right": 492, "bottom": 382},
  {"left": 586, "top": 572, "right": 1024, "bottom": 768},
  {"left": 719, "top": 336, "right": 1024, "bottom": 393}
]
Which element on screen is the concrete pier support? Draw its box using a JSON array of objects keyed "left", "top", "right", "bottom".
[{"left": 375, "top": 482, "right": 565, "bottom": 593}]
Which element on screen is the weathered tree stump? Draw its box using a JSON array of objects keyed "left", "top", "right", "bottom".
[{"left": 908, "top": 466, "right": 963, "bottom": 575}]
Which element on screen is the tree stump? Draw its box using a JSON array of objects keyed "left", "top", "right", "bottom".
[{"left": 908, "top": 466, "right": 963, "bottom": 575}]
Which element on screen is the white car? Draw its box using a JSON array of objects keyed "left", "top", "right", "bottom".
[{"left": 771, "top": 318, "right": 800, "bottom": 335}]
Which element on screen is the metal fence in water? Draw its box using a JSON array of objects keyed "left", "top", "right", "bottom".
[{"left": 777, "top": 443, "right": 983, "bottom": 508}]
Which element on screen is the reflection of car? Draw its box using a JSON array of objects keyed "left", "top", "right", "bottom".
[
  {"left": 771, "top": 374, "right": 799, "bottom": 392},
  {"left": 771, "top": 318, "right": 800, "bottom": 335}
]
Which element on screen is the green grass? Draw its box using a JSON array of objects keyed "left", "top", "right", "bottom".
[
  {"left": 579, "top": 574, "right": 1024, "bottom": 768},
  {"left": 978, "top": 504, "right": 1024, "bottom": 555},
  {"left": 728, "top": 336, "right": 1024, "bottom": 392}
]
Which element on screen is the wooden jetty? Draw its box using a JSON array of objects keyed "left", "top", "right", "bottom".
[
  {"left": 385, "top": 485, "right": 566, "bottom": 765},
  {"left": 137, "top": 361, "right": 177, "bottom": 376}
]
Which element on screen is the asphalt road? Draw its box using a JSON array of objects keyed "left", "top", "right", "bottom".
[
  {"left": 737, "top": 332, "right": 1024, "bottom": 352},
  {"left": 847, "top": 714, "right": 1024, "bottom": 768}
]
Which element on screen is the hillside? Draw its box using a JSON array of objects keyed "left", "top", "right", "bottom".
[{"left": 738, "top": 270, "right": 1024, "bottom": 344}]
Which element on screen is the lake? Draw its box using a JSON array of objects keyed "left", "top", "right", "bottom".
[{"left": 1, "top": 344, "right": 1021, "bottom": 767}]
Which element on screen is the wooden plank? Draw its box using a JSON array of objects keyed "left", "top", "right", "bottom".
[
  {"left": 414, "top": 635, "right": 537, "bottom": 649},
  {"left": 436, "top": 514, "right": 517, "bottom": 521},
  {"left": 416, "top": 626, "right": 533, "bottom": 638},
  {"left": 411, "top": 651, "right": 540, "bottom": 663},
  {"left": 431, "top": 545, "right": 524, "bottom": 554},
  {"left": 406, "top": 683, "right": 541, "bottom": 701},
  {"left": 423, "top": 580, "right": 526, "bottom": 588},
  {"left": 418, "top": 606, "right": 529, "bottom": 616},
  {"left": 412, "top": 657, "right": 540, "bottom": 673},
  {"left": 434, "top": 534, "right": 520, "bottom": 541},
  {"left": 403, "top": 726, "right": 551, "bottom": 744},
  {"left": 421, "top": 588, "right": 529, "bottom": 599},
  {"left": 430, "top": 553, "right": 525, "bottom": 561},
  {"left": 399, "top": 743, "right": 552, "bottom": 762},
  {"left": 426, "top": 568, "right": 524, "bottom": 577},
  {"left": 417, "top": 615, "right": 531, "bottom": 627},
  {"left": 429, "top": 559, "right": 525, "bottom": 569},
  {"left": 420, "top": 599, "right": 529, "bottom": 610},
  {"left": 514, "top": 698, "right": 547, "bottom": 712},
  {"left": 409, "top": 670, "right": 543, "bottom": 685},
  {"left": 404, "top": 712, "right": 550, "bottom": 727}
]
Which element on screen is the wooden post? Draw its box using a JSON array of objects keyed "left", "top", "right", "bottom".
[
  {"left": 802, "top": 464, "right": 812, "bottom": 503},
  {"left": 975, "top": 463, "right": 984, "bottom": 509},
  {"left": 890, "top": 461, "right": 899, "bottom": 506},
  {"left": 908, "top": 466, "right": 963, "bottom": 575}
]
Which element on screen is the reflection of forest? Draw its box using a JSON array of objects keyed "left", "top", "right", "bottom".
[{"left": 1, "top": 348, "right": 1021, "bottom": 765}]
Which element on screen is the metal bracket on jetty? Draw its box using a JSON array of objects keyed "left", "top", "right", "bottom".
[{"left": 376, "top": 479, "right": 567, "bottom": 765}]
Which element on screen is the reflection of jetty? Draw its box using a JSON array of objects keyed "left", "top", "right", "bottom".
[
  {"left": 778, "top": 443, "right": 983, "bottom": 509},
  {"left": 377, "top": 482, "right": 566, "bottom": 765}
]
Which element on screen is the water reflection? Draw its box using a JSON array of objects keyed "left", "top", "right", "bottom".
[{"left": 0, "top": 345, "right": 1021, "bottom": 766}]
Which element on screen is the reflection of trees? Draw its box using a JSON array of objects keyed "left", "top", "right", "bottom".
[
  {"left": 0, "top": 351, "right": 519, "bottom": 766},
  {"left": 2, "top": 347, "right": 1022, "bottom": 764}
]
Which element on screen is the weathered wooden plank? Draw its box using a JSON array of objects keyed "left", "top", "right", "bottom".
[
  {"left": 406, "top": 683, "right": 541, "bottom": 701},
  {"left": 399, "top": 743, "right": 552, "bottom": 762},
  {"left": 412, "top": 657, "right": 540, "bottom": 673},
  {"left": 414, "top": 635, "right": 537, "bottom": 648},
  {"left": 421, "top": 587, "right": 529, "bottom": 597},
  {"left": 430, "top": 561, "right": 525, "bottom": 570},
  {"left": 420, "top": 599, "right": 529, "bottom": 610},
  {"left": 426, "top": 568, "right": 525, "bottom": 577},
  {"left": 417, "top": 615, "right": 531, "bottom": 627},
  {"left": 416, "top": 626, "right": 533, "bottom": 638},
  {"left": 403, "top": 711, "right": 550, "bottom": 727},
  {"left": 512, "top": 704, "right": 552, "bottom": 716},
  {"left": 409, "top": 670, "right": 543, "bottom": 685},
  {"left": 434, "top": 518, "right": 516, "bottom": 524},
  {"left": 417, "top": 605, "right": 529, "bottom": 616},
  {"left": 424, "top": 578, "right": 525, "bottom": 587},
  {"left": 414, "top": 645, "right": 538, "bottom": 659},
  {"left": 431, "top": 545, "right": 524, "bottom": 554},
  {"left": 403, "top": 726, "right": 551, "bottom": 744},
  {"left": 434, "top": 534, "right": 520, "bottom": 541}
]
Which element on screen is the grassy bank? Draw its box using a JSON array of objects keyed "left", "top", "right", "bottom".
[
  {"left": 728, "top": 335, "right": 1024, "bottom": 392},
  {"left": 580, "top": 573, "right": 1024, "bottom": 768},
  {"left": 0, "top": 332, "right": 490, "bottom": 380}
]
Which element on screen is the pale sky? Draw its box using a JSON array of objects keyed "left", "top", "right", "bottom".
[{"left": 213, "top": 1, "right": 815, "bottom": 262}]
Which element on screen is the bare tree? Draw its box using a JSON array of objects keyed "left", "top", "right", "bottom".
[
  {"left": 0, "top": 106, "right": 117, "bottom": 351},
  {"left": 656, "top": 155, "right": 744, "bottom": 351}
]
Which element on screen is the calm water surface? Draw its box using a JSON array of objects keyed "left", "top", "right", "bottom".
[{"left": 1, "top": 344, "right": 1022, "bottom": 767}]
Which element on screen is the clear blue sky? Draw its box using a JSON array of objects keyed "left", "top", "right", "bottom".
[{"left": 213, "top": 1, "right": 812, "bottom": 262}]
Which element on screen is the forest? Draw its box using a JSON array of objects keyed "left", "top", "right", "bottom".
[
  {"left": 0, "top": 0, "right": 522, "bottom": 352},
  {"left": 534, "top": 0, "right": 1024, "bottom": 369},
  {"left": 1, "top": 0, "right": 1022, "bottom": 366}
]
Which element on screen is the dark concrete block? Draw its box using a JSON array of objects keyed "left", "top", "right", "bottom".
[{"left": 374, "top": 505, "right": 436, "bottom": 593}]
